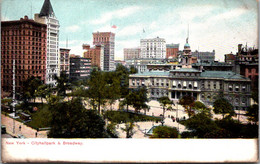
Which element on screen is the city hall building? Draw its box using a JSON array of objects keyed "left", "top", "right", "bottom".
[{"left": 129, "top": 39, "right": 251, "bottom": 110}]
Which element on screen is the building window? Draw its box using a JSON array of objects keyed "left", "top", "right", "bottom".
[
  {"left": 188, "top": 84, "right": 192, "bottom": 89},
  {"left": 178, "top": 84, "right": 181, "bottom": 88},
  {"left": 235, "top": 86, "right": 239, "bottom": 92},
  {"left": 242, "top": 86, "right": 246, "bottom": 92},
  {"left": 229, "top": 85, "right": 233, "bottom": 91}
]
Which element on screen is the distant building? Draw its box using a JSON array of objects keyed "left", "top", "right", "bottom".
[
  {"left": 34, "top": 0, "right": 60, "bottom": 85},
  {"left": 166, "top": 44, "right": 179, "bottom": 59},
  {"left": 125, "top": 58, "right": 165, "bottom": 73},
  {"left": 124, "top": 48, "right": 141, "bottom": 60},
  {"left": 1, "top": 15, "right": 47, "bottom": 94},
  {"left": 140, "top": 37, "right": 166, "bottom": 59},
  {"left": 192, "top": 62, "right": 233, "bottom": 71},
  {"left": 83, "top": 44, "right": 104, "bottom": 70},
  {"left": 192, "top": 50, "right": 215, "bottom": 63},
  {"left": 93, "top": 32, "right": 115, "bottom": 71},
  {"left": 234, "top": 44, "right": 258, "bottom": 91},
  {"left": 69, "top": 57, "right": 91, "bottom": 81},
  {"left": 224, "top": 53, "right": 236, "bottom": 64},
  {"left": 59, "top": 48, "right": 70, "bottom": 75},
  {"left": 114, "top": 60, "right": 126, "bottom": 67}
]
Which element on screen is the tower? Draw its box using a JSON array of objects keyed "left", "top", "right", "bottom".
[
  {"left": 34, "top": 0, "right": 60, "bottom": 85},
  {"left": 92, "top": 32, "right": 115, "bottom": 71},
  {"left": 181, "top": 26, "right": 192, "bottom": 68}
]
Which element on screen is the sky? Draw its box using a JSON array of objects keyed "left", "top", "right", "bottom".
[{"left": 1, "top": 0, "right": 258, "bottom": 61}]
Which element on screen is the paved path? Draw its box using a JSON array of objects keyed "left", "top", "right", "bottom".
[{"left": 1, "top": 114, "right": 48, "bottom": 138}]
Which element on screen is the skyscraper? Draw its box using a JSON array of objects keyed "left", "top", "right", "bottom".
[
  {"left": 34, "top": 0, "right": 59, "bottom": 85},
  {"left": 1, "top": 16, "right": 47, "bottom": 94},
  {"left": 140, "top": 37, "right": 166, "bottom": 59},
  {"left": 92, "top": 32, "right": 115, "bottom": 71}
]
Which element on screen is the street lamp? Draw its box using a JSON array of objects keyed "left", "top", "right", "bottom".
[{"left": 12, "top": 56, "right": 16, "bottom": 134}]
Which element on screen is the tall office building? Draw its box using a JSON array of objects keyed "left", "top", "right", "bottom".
[
  {"left": 34, "top": 0, "right": 59, "bottom": 85},
  {"left": 59, "top": 48, "right": 70, "bottom": 75},
  {"left": 83, "top": 44, "right": 104, "bottom": 70},
  {"left": 140, "top": 37, "right": 166, "bottom": 59},
  {"left": 1, "top": 16, "right": 47, "bottom": 94},
  {"left": 93, "top": 32, "right": 115, "bottom": 71}
]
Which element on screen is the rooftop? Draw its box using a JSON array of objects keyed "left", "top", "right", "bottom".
[
  {"left": 171, "top": 68, "right": 200, "bottom": 72},
  {"left": 39, "top": 0, "right": 55, "bottom": 17},
  {"left": 130, "top": 71, "right": 170, "bottom": 77},
  {"left": 201, "top": 71, "right": 249, "bottom": 80}
]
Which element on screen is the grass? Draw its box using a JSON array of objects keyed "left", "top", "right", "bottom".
[
  {"left": 25, "top": 103, "right": 51, "bottom": 129},
  {"left": 104, "top": 110, "right": 161, "bottom": 123}
]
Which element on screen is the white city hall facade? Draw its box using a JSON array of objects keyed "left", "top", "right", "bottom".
[{"left": 129, "top": 40, "right": 251, "bottom": 110}]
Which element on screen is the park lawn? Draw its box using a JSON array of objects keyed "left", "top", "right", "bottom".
[
  {"left": 25, "top": 103, "right": 52, "bottom": 129},
  {"left": 104, "top": 110, "right": 161, "bottom": 123}
]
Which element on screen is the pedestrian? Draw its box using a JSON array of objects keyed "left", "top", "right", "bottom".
[
  {"left": 19, "top": 125, "right": 21, "bottom": 131},
  {"left": 35, "top": 132, "right": 37, "bottom": 138}
]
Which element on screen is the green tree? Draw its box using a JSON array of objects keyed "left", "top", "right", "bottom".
[
  {"left": 213, "top": 98, "right": 234, "bottom": 119},
  {"left": 193, "top": 101, "right": 211, "bottom": 117},
  {"left": 104, "top": 72, "right": 121, "bottom": 110},
  {"left": 150, "top": 126, "right": 179, "bottom": 138},
  {"left": 130, "top": 87, "right": 149, "bottom": 113},
  {"left": 158, "top": 96, "right": 173, "bottom": 125},
  {"left": 121, "top": 121, "right": 135, "bottom": 138},
  {"left": 48, "top": 97, "right": 107, "bottom": 138},
  {"left": 183, "top": 112, "right": 219, "bottom": 138},
  {"left": 179, "top": 95, "right": 195, "bottom": 118},
  {"left": 53, "top": 71, "right": 70, "bottom": 97},
  {"left": 129, "top": 66, "right": 138, "bottom": 74},
  {"left": 87, "top": 69, "right": 107, "bottom": 114},
  {"left": 246, "top": 104, "right": 258, "bottom": 124},
  {"left": 22, "top": 76, "right": 43, "bottom": 103}
]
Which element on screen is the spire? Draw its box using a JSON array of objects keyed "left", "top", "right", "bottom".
[
  {"left": 186, "top": 24, "right": 189, "bottom": 43},
  {"left": 39, "top": 0, "right": 55, "bottom": 17}
]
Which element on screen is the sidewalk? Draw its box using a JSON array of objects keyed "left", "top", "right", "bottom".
[{"left": 1, "top": 114, "right": 48, "bottom": 138}]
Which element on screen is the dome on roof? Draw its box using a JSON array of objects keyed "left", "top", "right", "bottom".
[{"left": 184, "top": 43, "right": 190, "bottom": 48}]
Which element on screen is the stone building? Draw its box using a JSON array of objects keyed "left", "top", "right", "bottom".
[
  {"left": 192, "top": 50, "right": 215, "bottom": 63},
  {"left": 1, "top": 15, "right": 47, "bottom": 94},
  {"left": 34, "top": 0, "right": 60, "bottom": 85},
  {"left": 69, "top": 57, "right": 91, "bottom": 81},
  {"left": 92, "top": 32, "right": 115, "bottom": 71},
  {"left": 129, "top": 39, "right": 251, "bottom": 110},
  {"left": 83, "top": 44, "right": 104, "bottom": 70},
  {"left": 140, "top": 37, "right": 166, "bottom": 59},
  {"left": 124, "top": 48, "right": 141, "bottom": 60},
  {"left": 59, "top": 48, "right": 70, "bottom": 75}
]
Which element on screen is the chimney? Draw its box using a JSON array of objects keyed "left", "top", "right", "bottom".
[{"left": 24, "top": 15, "right": 29, "bottom": 20}]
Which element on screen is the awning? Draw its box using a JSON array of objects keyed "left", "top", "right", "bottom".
[
  {"left": 235, "top": 86, "right": 239, "bottom": 88},
  {"left": 142, "top": 81, "right": 145, "bottom": 84},
  {"left": 242, "top": 86, "right": 246, "bottom": 89},
  {"left": 229, "top": 85, "right": 232, "bottom": 88}
]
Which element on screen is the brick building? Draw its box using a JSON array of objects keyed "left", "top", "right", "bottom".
[
  {"left": 166, "top": 44, "right": 179, "bottom": 59},
  {"left": 1, "top": 15, "right": 47, "bottom": 95},
  {"left": 234, "top": 44, "right": 258, "bottom": 91},
  {"left": 83, "top": 44, "right": 104, "bottom": 70},
  {"left": 59, "top": 48, "right": 70, "bottom": 75},
  {"left": 93, "top": 32, "right": 115, "bottom": 71}
]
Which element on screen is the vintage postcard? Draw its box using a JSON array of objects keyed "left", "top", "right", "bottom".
[{"left": 1, "top": 0, "right": 258, "bottom": 162}]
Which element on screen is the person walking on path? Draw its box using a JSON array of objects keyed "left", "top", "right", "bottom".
[
  {"left": 35, "top": 132, "right": 38, "bottom": 138},
  {"left": 19, "top": 125, "right": 21, "bottom": 131}
]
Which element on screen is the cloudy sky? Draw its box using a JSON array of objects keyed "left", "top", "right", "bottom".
[{"left": 2, "top": 0, "right": 258, "bottom": 61}]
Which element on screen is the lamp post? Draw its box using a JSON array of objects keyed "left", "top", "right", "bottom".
[{"left": 12, "top": 57, "right": 16, "bottom": 134}]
